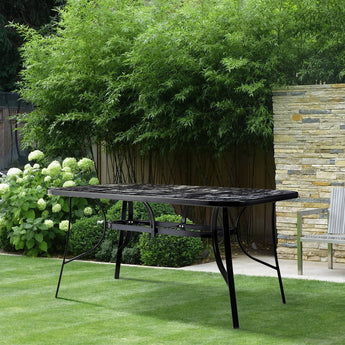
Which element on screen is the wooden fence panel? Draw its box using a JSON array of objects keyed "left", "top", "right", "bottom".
[{"left": 93, "top": 144, "right": 275, "bottom": 245}]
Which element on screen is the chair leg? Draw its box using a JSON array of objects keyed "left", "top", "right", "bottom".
[
  {"left": 328, "top": 243, "right": 333, "bottom": 269},
  {"left": 297, "top": 240, "right": 303, "bottom": 275}
]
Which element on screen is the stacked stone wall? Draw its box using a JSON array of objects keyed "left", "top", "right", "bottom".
[{"left": 273, "top": 84, "right": 345, "bottom": 263}]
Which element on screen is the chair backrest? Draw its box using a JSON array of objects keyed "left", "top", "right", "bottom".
[{"left": 328, "top": 188, "right": 345, "bottom": 234}]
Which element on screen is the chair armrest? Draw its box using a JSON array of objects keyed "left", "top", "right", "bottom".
[
  {"left": 297, "top": 208, "right": 329, "bottom": 239},
  {"left": 298, "top": 208, "right": 329, "bottom": 216}
]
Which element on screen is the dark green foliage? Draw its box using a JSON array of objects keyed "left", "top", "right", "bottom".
[
  {"left": 121, "top": 246, "right": 141, "bottom": 264},
  {"left": 68, "top": 215, "right": 104, "bottom": 257},
  {"left": 94, "top": 239, "right": 114, "bottom": 262},
  {"left": 95, "top": 201, "right": 176, "bottom": 263},
  {"left": 0, "top": 226, "right": 13, "bottom": 252},
  {"left": 0, "top": 0, "right": 65, "bottom": 91},
  {"left": 139, "top": 215, "right": 203, "bottom": 267}
]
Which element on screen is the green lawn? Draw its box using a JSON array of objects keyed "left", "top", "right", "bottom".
[{"left": 1, "top": 255, "right": 344, "bottom": 345}]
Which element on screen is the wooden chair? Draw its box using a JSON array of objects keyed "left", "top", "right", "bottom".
[{"left": 297, "top": 187, "right": 345, "bottom": 274}]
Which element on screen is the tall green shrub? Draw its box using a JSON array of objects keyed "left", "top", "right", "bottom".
[{"left": 16, "top": 0, "right": 345, "bottom": 157}]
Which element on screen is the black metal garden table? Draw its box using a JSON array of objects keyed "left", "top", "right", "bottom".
[{"left": 48, "top": 184, "right": 298, "bottom": 329}]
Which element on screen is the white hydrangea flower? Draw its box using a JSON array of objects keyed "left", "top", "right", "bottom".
[
  {"left": 37, "top": 198, "right": 47, "bottom": 211},
  {"left": 23, "top": 164, "right": 33, "bottom": 176},
  {"left": 44, "top": 219, "right": 54, "bottom": 229},
  {"left": 7, "top": 168, "right": 22, "bottom": 177},
  {"left": 77, "top": 158, "right": 94, "bottom": 171},
  {"left": 52, "top": 178, "right": 61, "bottom": 187},
  {"left": 52, "top": 204, "right": 62, "bottom": 213},
  {"left": 63, "top": 180, "right": 76, "bottom": 187},
  {"left": 89, "top": 177, "right": 100, "bottom": 185},
  {"left": 59, "top": 220, "right": 69, "bottom": 232},
  {"left": 41, "top": 168, "right": 48, "bottom": 175},
  {"left": 62, "top": 157, "right": 78, "bottom": 172},
  {"left": 46, "top": 161, "right": 61, "bottom": 177},
  {"left": 33, "top": 163, "right": 40, "bottom": 169},
  {"left": 62, "top": 166, "right": 72, "bottom": 173},
  {"left": 44, "top": 176, "right": 52, "bottom": 183},
  {"left": 0, "top": 183, "right": 10, "bottom": 195},
  {"left": 62, "top": 172, "right": 74, "bottom": 181},
  {"left": 84, "top": 207, "right": 93, "bottom": 216},
  {"left": 28, "top": 150, "right": 44, "bottom": 161}
]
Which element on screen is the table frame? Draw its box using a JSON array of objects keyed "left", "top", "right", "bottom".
[{"left": 49, "top": 184, "right": 298, "bottom": 329}]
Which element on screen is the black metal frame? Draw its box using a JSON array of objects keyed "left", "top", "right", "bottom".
[{"left": 54, "top": 196, "right": 289, "bottom": 329}]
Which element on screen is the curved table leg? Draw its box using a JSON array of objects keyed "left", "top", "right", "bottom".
[
  {"left": 211, "top": 206, "right": 239, "bottom": 329},
  {"left": 55, "top": 198, "right": 108, "bottom": 298},
  {"left": 211, "top": 207, "right": 227, "bottom": 283},
  {"left": 235, "top": 204, "right": 286, "bottom": 304},
  {"left": 271, "top": 203, "right": 286, "bottom": 303}
]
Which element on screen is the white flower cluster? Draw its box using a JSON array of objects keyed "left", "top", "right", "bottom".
[
  {"left": 46, "top": 161, "right": 62, "bottom": 177},
  {"left": 52, "top": 204, "right": 62, "bottom": 213},
  {"left": 28, "top": 150, "right": 44, "bottom": 161},
  {"left": 59, "top": 220, "right": 69, "bottom": 232},
  {"left": 7, "top": 168, "right": 22, "bottom": 177},
  {"left": 84, "top": 207, "right": 93, "bottom": 216},
  {"left": 37, "top": 198, "right": 47, "bottom": 211},
  {"left": 62, "top": 180, "right": 76, "bottom": 187},
  {"left": 89, "top": 177, "right": 99, "bottom": 185},
  {"left": 62, "top": 157, "right": 78, "bottom": 172},
  {"left": 44, "top": 219, "right": 54, "bottom": 229},
  {"left": 0, "top": 183, "right": 10, "bottom": 195},
  {"left": 77, "top": 158, "right": 94, "bottom": 171}
]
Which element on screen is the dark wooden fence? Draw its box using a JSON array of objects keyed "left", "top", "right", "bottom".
[{"left": 0, "top": 92, "right": 32, "bottom": 171}]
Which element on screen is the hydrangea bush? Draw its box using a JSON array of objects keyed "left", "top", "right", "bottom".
[{"left": 0, "top": 150, "right": 99, "bottom": 256}]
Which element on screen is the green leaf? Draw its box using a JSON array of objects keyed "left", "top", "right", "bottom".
[
  {"left": 26, "top": 230, "right": 34, "bottom": 241},
  {"left": 26, "top": 239, "right": 35, "bottom": 250},
  {"left": 14, "top": 239, "right": 25, "bottom": 250},
  {"left": 24, "top": 209, "right": 36, "bottom": 220},
  {"left": 35, "top": 233, "right": 44, "bottom": 243},
  {"left": 39, "top": 241, "right": 48, "bottom": 252},
  {"left": 38, "top": 224, "right": 48, "bottom": 231}
]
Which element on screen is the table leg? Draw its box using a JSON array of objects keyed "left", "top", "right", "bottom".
[
  {"left": 114, "top": 230, "right": 131, "bottom": 279},
  {"left": 115, "top": 201, "right": 133, "bottom": 279},
  {"left": 55, "top": 198, "right": 108, "bottom": 298},
  {"left": 55, "top": 197, "right": 73, "bottom": 298},
  {"left": 271, "top": 203, "right": 286, "bottom": 304},
  {"left": 222, "top": 207, "right": 239, "bottom": 329}
]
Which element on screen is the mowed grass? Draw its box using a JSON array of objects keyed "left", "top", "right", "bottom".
[{"left": 1, "top": 255, "right": 345, "bottom": 345}]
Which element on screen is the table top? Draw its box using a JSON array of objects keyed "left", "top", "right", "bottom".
[{"left": 47, "top": 184, "right": 298, "bottom": 207}]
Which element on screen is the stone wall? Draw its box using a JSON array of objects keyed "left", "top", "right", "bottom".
[{"left": 273, "top": 84, "right": 345, "bottom": 263}]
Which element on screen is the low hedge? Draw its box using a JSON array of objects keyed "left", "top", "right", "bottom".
[
  {"left": 139, "top": 214, "right": 203, "bottom": 267},
  {"left": 68, "top": 215, "right": 104, "bottom": 257}
]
